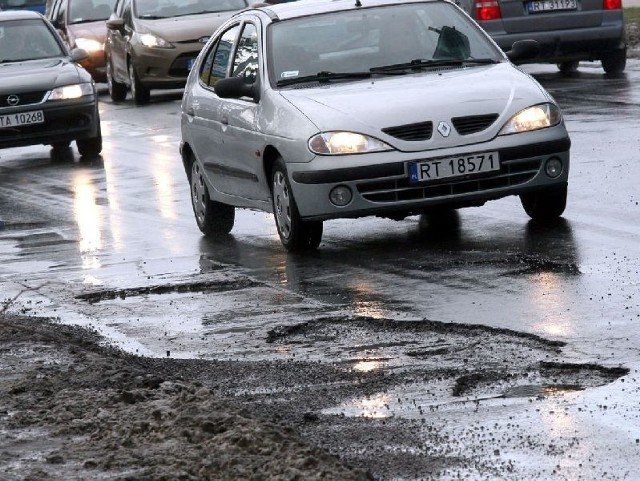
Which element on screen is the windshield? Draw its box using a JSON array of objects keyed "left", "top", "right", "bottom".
[
  {"left": 68, "top": 0, "right": 118, "bottom": 24},
  {"left": 134, "top": 0, "right": 248, "bottom": 19},
  {"left": 0, "top": 0, "right": 46, "bottom": 13},
  {"left": 269, "top": 3, "right": 504, "bottom": 86},
  {"left": 0, "top": 19, "right": 65, "bottom": 62}
]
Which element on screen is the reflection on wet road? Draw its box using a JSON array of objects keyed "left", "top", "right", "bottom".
[{"left": 2, "top": 61, "right": 640, "bottom": 479}]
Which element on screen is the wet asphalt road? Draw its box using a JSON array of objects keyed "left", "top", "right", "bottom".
[{"left": 1, "top": 60, "right": 640, "bottom": 478}]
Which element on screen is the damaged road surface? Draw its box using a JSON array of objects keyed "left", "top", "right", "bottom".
[{"left": 2, "top": 61, "right": 640, "bottom": 479}]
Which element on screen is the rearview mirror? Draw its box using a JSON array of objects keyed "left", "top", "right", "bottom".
[
  {"left": 106, "top": 18, "right": 125, "bottom": 31},
  {"left": 214, "top": 77, "right": 260, "bottom": 102}
]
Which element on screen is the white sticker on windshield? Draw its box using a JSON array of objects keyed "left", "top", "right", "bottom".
[{"left": 281, "top": 70, "right": 299, "bottom": 79}]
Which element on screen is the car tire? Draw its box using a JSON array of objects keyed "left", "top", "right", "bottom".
[
  {"left": 557, "top": 61, "right": 579, "bottom": 74},
  {"left": 601, "top": 49, "right": 626, "bottom": 74},
  {"left": 520, "top": 185, "right": 567, "bottom": 222},
  {"left": 107, "top": 58, "right": 127, "bottom": 102},
  {"left": 128, "top": 61, "right": 150, "bottom": 105},
  {"left": 190, "top": 158, "right": 235, "bottom": 236},
  {"left": 76, "top": 122, "right": 103, "bottom": 159},
  {"left": 271, "top": 158, "right": 323, "bottom": 251}
]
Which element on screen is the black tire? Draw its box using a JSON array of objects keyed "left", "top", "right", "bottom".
[
  {"left": 76, "top": 122, "right": 103, "bottom": 158},
  {"left": 557, "top": 60, "right": 579, "bottom": 74},
  {"left": 129, "top": 61, "right": 150, "bottom": 105},
  {"left": 190, "top": 158, "right": 235, "bottom": 236},
  {"left": 107, "top": 57, "right": 127, "bottom": 102},
  {"left": 520, "top": 185, "right": 567, "bottom": 222},
  {"left": 271, "top": 158, "right": 323, "bottom": 251},
  {"left": 601, "top": 49, "right": 626, "bottom": 74}
]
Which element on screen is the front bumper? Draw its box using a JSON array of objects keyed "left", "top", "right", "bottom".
[
  {"left": 288, "top": 133, "right": 571, "bottom": 221},
  {"left": 0, "top": 96, "right": 100, "bottom": 149},
  {"left": 133, "top": 42, "right": 203, "bottom": 89}
]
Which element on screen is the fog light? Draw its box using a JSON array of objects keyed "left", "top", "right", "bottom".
[
  {"left": 545, "top": 157, "right": 563, "bottom": 178},
  {"left": 329, "top": 185, "right": 353, "bottom": 207}
]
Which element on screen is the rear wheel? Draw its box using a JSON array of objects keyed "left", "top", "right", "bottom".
[
  {"left": 107, "top": 57, "right": 127, "bottom": 102},
  {"left": 557, "top": 60, "right": 579, "bottom": 73},
  {"left": 271, "top": 158, "right": 323, "bottom": 251},
  {"left": 129, "top": 61, "right": 150, "bottom": 105},
  {"left": 190, "top": 158, "right": 235, "bottom": 236},
  {"left": 601, "top": 49, "right": 626, "bottom": 74},
  {"left": 520, "top": 185, "right": 567, "bottom": 222}
]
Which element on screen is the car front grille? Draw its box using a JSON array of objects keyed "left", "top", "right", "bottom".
[
  {"left": 1, "top": 91, "right": 47, "bottom": 108},
  {"left": 451, "top": 114, "right": 499, "bottom": 135},
  {"left": 357, "top": 158, "right": 540, "bottom": 203},
  {"left": 382, "top": 121, "right": 433, "bottom": 141}
]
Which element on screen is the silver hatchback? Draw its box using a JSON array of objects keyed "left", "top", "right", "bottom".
[{"left": 180, "top": 0, "right": 571, "bottom": 251}]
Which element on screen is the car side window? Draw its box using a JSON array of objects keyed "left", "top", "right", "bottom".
[
  {"left": 199, "top": 24, "right": 240, "bottom": 88},
  {"left": 121, "top": 0, "right": 132, "bottom": 23},
  {"left": 232, "top": 23, "right": 258, "bottom": 84},
  {"left": 54, "top": 0, "right": 66, "bottom": 27}
]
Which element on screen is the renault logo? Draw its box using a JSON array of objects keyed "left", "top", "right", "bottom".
[
  {"left": 7, "top": 95, "right": 20, "bottom": 106},
  {"left": 437, "top": 121, "right": 451, "bottom": 138}
]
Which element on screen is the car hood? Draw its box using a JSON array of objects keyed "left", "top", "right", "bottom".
[
  {"left": 136, "top": 12, "right": 238, "bottom": 43},
  {"left": 68, "top": 21, "right": 109, "bottom": 42},
  {"left": 277, "top": 63, "right": 552, "bottom": 152},
  {"left": 0, "top": 58, "right": 86, "bottom": 94}
]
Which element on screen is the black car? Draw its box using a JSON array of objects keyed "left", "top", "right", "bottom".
[{"left": 0, "top": 10, "right": 101, "bottom": 158}]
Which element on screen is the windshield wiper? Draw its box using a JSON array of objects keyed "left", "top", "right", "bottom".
[
  {"left": 276, "top": 69, "right": 411, "bottom": 87},
  {"left": 370, "top": 58, "right": 499, "bottom": 72},
  {"left": 276, "top": 70, "right": 371, "bottom": 87}
]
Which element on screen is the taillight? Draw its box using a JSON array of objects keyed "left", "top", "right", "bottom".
[
  {"left": 475, "top": 0, "right": 502, "bottom": 21},
  {"left": 603, "top": 0, "right": 622, "bottom": 9}
]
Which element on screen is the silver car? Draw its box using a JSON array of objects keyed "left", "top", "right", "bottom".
[
  {"left": 455, "top": 0, "right": 626, "bottom": 74},
  {"left": 180, "top": 0, "right": 571, "bottom": 251}
]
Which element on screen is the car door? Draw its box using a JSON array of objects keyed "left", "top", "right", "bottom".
[
  {"left": 189, "top": 22, "right": 269, "bottom": 202},
  {"left": 106, "top": 0, "right": 130, "bottom": 83},
  {"left": 215, "top": 21, "right": 268, "bottom": 201}
]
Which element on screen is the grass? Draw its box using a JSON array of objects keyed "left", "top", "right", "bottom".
[{"left": 625, "top": 7, "right": 640, "bottom": 25}]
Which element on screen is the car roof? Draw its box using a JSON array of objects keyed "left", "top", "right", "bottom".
[
  {"left": 0, "top": 9, "right": 44, "bottom": 21},
  {"left": 250, "top": 0, "right": 441, "bottom": 21}
]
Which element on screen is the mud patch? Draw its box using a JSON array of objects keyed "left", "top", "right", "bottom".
[{"left": 75, "top": 278, "right": 261, "bottom": 303}]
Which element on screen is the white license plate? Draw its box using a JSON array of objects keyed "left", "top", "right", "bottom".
[
  {"left": 408, "top": 151, "right": 500, "bottom": 184},
  {"left": 0, "top": 110, "right": 44, "bottom": 129},
  {"left": 527, "top": 0, "right": 577, "bottom": 13}
]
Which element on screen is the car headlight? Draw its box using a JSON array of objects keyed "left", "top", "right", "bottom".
[
  {"left": 134, "top": 32, "right": 174, "bottom": 49},
  {"left": 499, "top": 103, "right": 562, "bottom": 135},
  {"left": 74, "top": 37, "right": 103, "bottom": 53},
  {"left": 308, "top": 132, "right": 392, "bottom": 155},
  {"left": 47, "top": 83, "right": 94, "bottom": 101}
]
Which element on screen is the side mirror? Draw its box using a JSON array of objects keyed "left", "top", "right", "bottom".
[
  {"left": 106, "top": 18, "right": 125, "bottom": 31},
  {"left": 70, "top": 48, "right": 89, "bottom": 63},
  {"left": 506, "top": 40, "right": 540, "bottom": 63},
  {"left": 214, "top": 76, "right": 260, "bottom": 102}
]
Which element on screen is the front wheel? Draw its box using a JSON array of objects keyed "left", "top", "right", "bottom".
[
  {"left": 129, "top": 61, "right": 150, "bottom": 105},
  {"left": 190, "top": 159, "right": 235, "bottom": 236},
  {"left": 271, "top": 158, "right": 322, "bottom": 251},
  {"left": 76, "top": 122, "right": 102, "bottom": 158},
  {"left": 601, "top": 49, "right": 626, "bottom": 74},
  {"left": 520, "top": 185, "right": 567, "bottom": 222}
]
